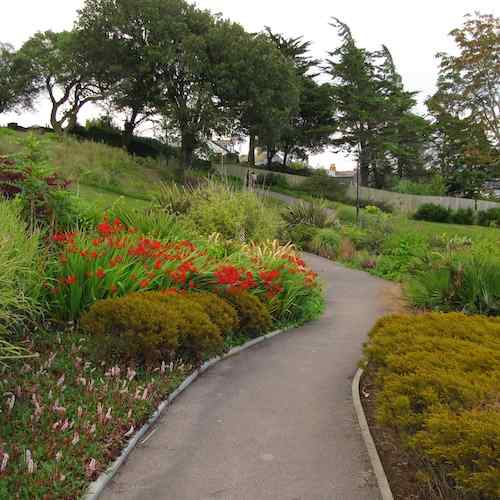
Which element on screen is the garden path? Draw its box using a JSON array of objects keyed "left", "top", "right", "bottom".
[{"left": 102, "top": 253, "right": 402, "bottom": 500}]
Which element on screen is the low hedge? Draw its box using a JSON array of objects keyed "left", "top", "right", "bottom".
[
  {"left": 364, "top": 313, "right": 500, "bottom": 499},
  {"left": 414, "top": 203, "right": 500, "bottom": 227}
]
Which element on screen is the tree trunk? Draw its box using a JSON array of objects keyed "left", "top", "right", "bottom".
[
  {"left": 248, "top": 133, "right": 256, "bottom": 166},
  {"left": 122, "top": 109, "right": 139, "bottom": 149},
  {"left": 359, "top": 140, "right": 370, "bottom": 186},
  {"left": 283, "top": 149, "right": 289, "bottom": 167},
  {"left": 181, "top": 130, "right": 196, "bottom": 169},
  {"left": 266, "top": 148, "right": 274, "bottom": 167},
  {"left": 50, "top": 105, "right": 63, "bottom": 136}
]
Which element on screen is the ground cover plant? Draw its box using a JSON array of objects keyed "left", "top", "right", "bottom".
[{"left": 363, "top": 313, "right": 500, "bottom": 500}]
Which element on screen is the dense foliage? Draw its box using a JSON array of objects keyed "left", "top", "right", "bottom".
[{"left": 364, "top": 313, "right": 500, "bottom": 499}]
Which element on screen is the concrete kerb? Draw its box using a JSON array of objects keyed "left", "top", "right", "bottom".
[
  {"left": 82, "top": 326, "right": 293, "bottom": 500},
  {"left": 352, "top": 368, "right": 394, "bottom": 500}
]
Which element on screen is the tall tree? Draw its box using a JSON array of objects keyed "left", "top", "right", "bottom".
[
  {"left": 326, "top": 19, "right": 380, "bottom": 186},
  {"left": 434, "top": 12, "right": 499, "bottom": 147},
  {"left": 0, "top": 43, "right": 39, "bottom": 115},
  {"left": 19, "top": 30, "right": 107, "bottom": 134},
  {"left": 326, "top": 20, "right": 426, "bottom": 188},
  {"left": 265, "top": 28, "right": 336, "bottom": 167}
]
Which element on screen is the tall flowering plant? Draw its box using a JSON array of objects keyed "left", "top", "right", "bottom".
[{"left": 47, "top": 218, "right": 322, "bottom": 322}]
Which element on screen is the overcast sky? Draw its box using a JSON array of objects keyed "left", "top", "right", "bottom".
[{"left": 1, "top": 0, "right": 498, "bottom": 170}]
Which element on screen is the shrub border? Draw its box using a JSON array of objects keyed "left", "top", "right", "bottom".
[
  {"left": 352, "top": 368, "right": 394, "bottom": 500},
  {"left": 83, "top": 325, "right": 295, "bottom": 500}
]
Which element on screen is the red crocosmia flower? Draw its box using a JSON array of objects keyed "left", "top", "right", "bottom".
[
  {"left": 189, "top": 280, "right": 196, "bottom": 289},
  {"left": 259, "top": 270, "right": 280, "bottom": 283},
  {"left": 92, "top": 238, "right": 103, "bottom": 246},
  {"left": 65, "top": 275, "right": 77, "bottom": 286},
  {"left": 97, "top": 222, "right": 113, "bottom": 236},
  {"left": 59, "top": 254, "right": 68, "bottom": 264},
  {"left": 214, "top": 265, "right": 240, "bottom": 285},
  {"left": 96, "top": 268, "right": 106, "bottom": 279},
  {"left": 139, "top": 279, "right": 150, "bottom": 288},
  {"left": 110, "top": 284, "right": 118, "bottom": 294},
  {"left": 240, "top": 271, "right": 257, "bottom": 290},
  {"left": 154, "top": 259, "right": 163, "bottom": 270},
  {"left": 90, "top": 251, "right": 98, "bottom": 259},
  {"left": 80, "top": 250, "right": 88, "bottom": 257}
]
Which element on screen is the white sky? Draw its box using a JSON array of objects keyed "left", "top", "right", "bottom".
[{"left": 1, "top": 0, "right": 498, "bottom": 170}]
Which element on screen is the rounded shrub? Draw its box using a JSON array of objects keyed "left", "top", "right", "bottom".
[
  {"left": 449, "top": 207, "right": 475, "bottom": 225},
  {"left": 135, "top": 292, "right": 224, "bottom": 364},
  {"left": 80, "top": 292, "right": 224, "bottom": 365},
  {"left": 477, "top": 207, "right": 500, "bottom": 227},
  {"left": 224, "top": 291, "right": 272, "bottom": 338},
  {"left": 310, "top": 228, "right": 342, "bottom": 259},
  {"left": 413, "top": 203, "right": 451, "bottom": 223},
  {"left": 148, "top": 291, "right": 239, "bottom": 338}
]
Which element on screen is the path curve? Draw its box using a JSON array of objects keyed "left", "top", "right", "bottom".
[{"left": 102, "top": 254, "right": 401, "bottom": 500}]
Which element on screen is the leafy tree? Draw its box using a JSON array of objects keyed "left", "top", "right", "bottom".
[
  {"left": 326, "top": 19, "right": 427, "bottom": 188},
  {"left": 207, "top": 23, "right": 300, "bottom": 166},
  {"left": 0, "top": 43, "right": 39, "bottom": 115},
  {"left": 435, "top": 12, "right": 499, "bottom": 146},
  {"left": 427, "top": 12, "right": 500, "bottom": 196},
  {"left": 264, "top": 28, "right": 336, "bottom": 166},
  {"left": 77, "top": 0, "right": 165, "bottom": 147},
  {"left": 19, "top": 30, "right": 107, "bottom": 134}
]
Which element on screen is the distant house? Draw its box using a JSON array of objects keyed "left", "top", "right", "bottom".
[
  {"left": 484, "top": 178, "right": 500, "bottom": 198},
  {"left": 329, "top": 169, "right": 356, "bottom": 184}
]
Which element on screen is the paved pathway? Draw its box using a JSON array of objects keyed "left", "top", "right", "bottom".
[{"left": 102, "top": 254, "right": 401, "bottom": 500}]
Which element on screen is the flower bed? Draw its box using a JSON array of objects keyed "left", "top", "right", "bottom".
[{"left": 363, "top": 313, "right": 500, "bottom": 500}]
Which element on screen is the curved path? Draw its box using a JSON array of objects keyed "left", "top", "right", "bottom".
[{"left": 102, "top": 254, "right": 402, "bottom": 500}]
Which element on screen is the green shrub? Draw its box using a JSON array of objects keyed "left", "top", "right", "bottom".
[
  {"left": 340, "top": 225, "right": 369, "bottom": 250},
  {"left": 408, "top": 254, "right": 500, "bottom": 315},
  {"left": 281, "top": 223, "right": 318, "bottom": 248},
  {"left": 300, "top": 173, "right": 348, "bottom": 202},
  {"left": 80, "top": 292, "right": 224, "bottom": 365},
  {"left": 177, "top": 180, "right": 282, "bottom": 242},
  {"left": 449, "top": 207, "right": 475, "bottom": 225},
  {"left": 156, "top": 182, "right": 193, "bottom": 216},
  {"left": 282, "top": 199, "right": 337, "bottom": 229},
  {"left": 414, "top": 203, "right": 451, "bottom": 223},
  {"left": 310, "top": 228, "right": 342, "bottom": 259},
  {"left": 0, "top": 201, "right": 44, "bottom": 337},
  {"left": 477, "top": 207, "right": 500, "bottom": 227},
  {"left": 392, "top": 176, "right": 446, "bottom": 196},
  {"left": 225, "top": 291, "right": 273, "bottom": 338},
  {"left": 364, "top": 313, "right": 500, "bottom": 499}
]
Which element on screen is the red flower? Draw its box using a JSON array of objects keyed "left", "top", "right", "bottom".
[
  {"left": 240, "top": 271, "right": 257, "bottom": 290},
  {"left": 139, "top": 279, "right": 150, "bottom": 289},
  {"left": 214, "top": 265, "right": 241, "bottom": 285},
  {"left": 110, "top": 284, "right": 118, "bottom": 294},
  {"left": 97, "top": 222, "right": 113, "bottom": 236},
  {"left": 259, "top": 270, "right": 280, "bottom": 283},
  {"left": 65, "top": 275, "right": 77, "bottom": 285},
  {"left": 96, "top": 268, "right": 106, "bottom": 279}
]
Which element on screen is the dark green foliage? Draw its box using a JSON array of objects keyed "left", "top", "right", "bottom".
[
  {"left": 224, "top": 291, "right": 273, "bottom": 338},
  {"left": 414, "top": 203, "right": 451, "bottom": 223},
  {"left": 449, "top": 207, "right": 475, "bottom": 225},
  {"left": 281, "top": 223, "right": 318, "bottom": 249},
  {"left": 300, "top": 173, "right": 348, "bottom": 202},
  {"left": 408, "top": 255, "right": 500, "bottom": 315},
  {"left": 477, "top": 208, "right": 500, "bottom": 227}
]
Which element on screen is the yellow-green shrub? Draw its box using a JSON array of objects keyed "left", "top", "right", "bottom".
[
  {"left": 225, "top": 291, "right": 272, "bottom": 338},
  {"left": 364, "top": 313, "right": 500, "bottom": 499},
  {"left": 185, "top": 292, "right": 239, "bottom": 337},
  {"left": 80, "top": 292, "right": 223, "bottom": 365}
]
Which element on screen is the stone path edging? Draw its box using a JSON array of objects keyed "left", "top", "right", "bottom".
[
  {"left": 352, "top": 368, "right": 394, "bottom": 500},
  {"left": 82, "top": 326, "right": 293, "bottom": 500}
]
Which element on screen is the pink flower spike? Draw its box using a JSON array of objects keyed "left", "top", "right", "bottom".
[{"left": 0, "top": 453, "right": 9, "bottom": 473}]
